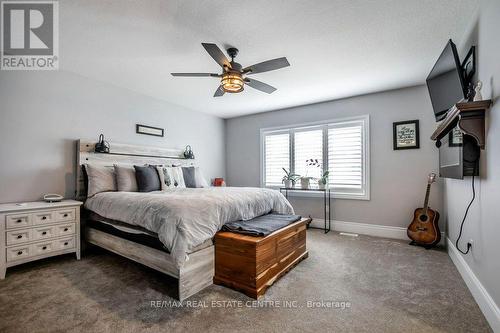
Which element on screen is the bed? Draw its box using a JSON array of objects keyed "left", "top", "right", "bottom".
[{"left": 76, "top": 140, "right": 294, "bottom": 300}]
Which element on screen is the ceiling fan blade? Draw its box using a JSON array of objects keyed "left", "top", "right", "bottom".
[
  {"left": 171, "top": 73, "right": 220, "bottom": 77},
  {"left": 214, "top": 85, "right": 225, "bottom": 97},
  {"left": 245, "top": 78, "right": 277, "bottom": 94},
  {"left": 243, "top": 57, "right": 290, "bottom": 74},
  {"left": 202, "top": 43, "right": 231, "bottom": 69}
]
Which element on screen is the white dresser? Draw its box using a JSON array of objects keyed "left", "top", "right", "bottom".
[{"left": 0, "top": 200, "right": 83, "bottom": 279}]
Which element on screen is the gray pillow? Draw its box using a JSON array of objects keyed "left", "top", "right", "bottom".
[
  {"left": 114, "top": 164, "right": 138, "bottom": 192},
  {"left": 134, "top": 165, "right": 161, "bottom": 192},
  {"left": 85, "top": 164, "right": 116, "bottom": 197},
  {"left": 182, "top": 167, "right": 197, "bottom": 188}
]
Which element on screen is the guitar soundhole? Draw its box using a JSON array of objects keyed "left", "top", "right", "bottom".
[{"left": 419, "top": 215, "right": 428, "bottom": 222}]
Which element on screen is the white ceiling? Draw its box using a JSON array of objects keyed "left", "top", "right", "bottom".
[{"left": 61, "top": 0, "right": 478, "bottom": 118}]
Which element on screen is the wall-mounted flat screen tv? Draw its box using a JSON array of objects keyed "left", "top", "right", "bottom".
[{"left": 426, "top": 39, "right": 466, "bottom": 122}]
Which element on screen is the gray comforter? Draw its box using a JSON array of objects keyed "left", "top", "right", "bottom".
[{"left": 84, "top": 187, "right": 294, "bottom": 268}]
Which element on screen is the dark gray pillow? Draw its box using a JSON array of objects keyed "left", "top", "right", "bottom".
[
  {"left": 134, "top": 165, "right": 160, "bottom": 192},
  {"left": 182, "top": 167, "right": 198, "bottom": 188}
]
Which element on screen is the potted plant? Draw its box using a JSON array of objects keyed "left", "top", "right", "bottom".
[
  {"left": 301, "top": 159, "right": 321, "bottom": 189},
  {"left": 318, "top": 171, "right": 330, "bottom": 189},
  {"left": 281, "top": 168, "right": 300, "bottom": 188}
]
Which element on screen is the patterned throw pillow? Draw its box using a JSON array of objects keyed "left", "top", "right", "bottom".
[{"left": 156, "top": 166, "right": 186, "bottom": 190}]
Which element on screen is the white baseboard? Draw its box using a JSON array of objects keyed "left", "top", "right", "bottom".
[
  {"left": 447, "top": 238, "right": 500, "bottom": 332},
  {"left": 309, "top": 218, "right": 445, "bottom": 245}
]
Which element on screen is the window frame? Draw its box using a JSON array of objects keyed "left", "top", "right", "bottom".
[{"left": 260, "top": 115, "right": 370, "bottom": 200}]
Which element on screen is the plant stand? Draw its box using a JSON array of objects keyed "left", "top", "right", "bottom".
[{"left": 279, "top": 187, "right": 331, "bottom": 234}]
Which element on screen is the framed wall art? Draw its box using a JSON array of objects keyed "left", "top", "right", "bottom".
[
  {"left": 448, "top": 126, "right": 463, "bottom": 147},
  {"left": 136, "top": 124, "right": 164, "bottom": 137},
  {"left": 393, "top": 120, "right": 420, "bottom": 150}
]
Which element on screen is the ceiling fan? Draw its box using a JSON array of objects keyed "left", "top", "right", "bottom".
[{"left": 171, "top": 43, "right": 290, "bottom": 97}]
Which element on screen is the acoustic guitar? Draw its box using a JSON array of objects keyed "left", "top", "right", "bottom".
[{"left": 407, "top": 173, "right": 441, "bottom": 248}]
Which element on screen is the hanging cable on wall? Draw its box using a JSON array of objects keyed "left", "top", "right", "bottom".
[{"left": 455, "top": 165, "right": 477, "bottom": 255}]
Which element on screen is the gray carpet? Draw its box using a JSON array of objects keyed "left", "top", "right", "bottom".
[{"left": 0, "top": 231, "right": 491, "bottom": 333}]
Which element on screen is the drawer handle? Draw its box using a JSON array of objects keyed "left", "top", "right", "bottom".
[
  {"left": 16, "top": 219, "right": 22, "bottom": 223},
  {"left": 17, "top": 251, "right": 23, "bottom": 255},
  {"left": 42, "top": 231, "right": 47, "bottom": 235},
  {"left": 63, "top": 213, "right": 68, "bottom": 217},
  {"left": 64, "top": 242, "right": 69, "bottom": 246},
  {"left": 17, "top": 235, "right": 23, "bottom": 239},
  {"left": 42, "top": 246, "right": 47, "bottom": 250},
  {"left": 64, "top": 228, "right": 69, "bottom": 232},
  {"left": 42, "top": 216, "right": 47, "bottom": 220}
]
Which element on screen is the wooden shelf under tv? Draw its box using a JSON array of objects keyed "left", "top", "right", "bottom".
[{"left": 431, "top": 100, "right": 492, "bottom": 149}]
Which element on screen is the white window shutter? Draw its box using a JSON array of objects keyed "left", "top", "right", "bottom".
[
  {"left": 294, "top": 129, "right": 323, "bottom": 179},
  {"left": 328, "top": 123, "right": 363, "bottom": 189},
  {"left": 264, "top": 132, "right": 290, "bottom": 187},
  {"left": 261, "top": 116, "right": 369, "bottom": 199}
]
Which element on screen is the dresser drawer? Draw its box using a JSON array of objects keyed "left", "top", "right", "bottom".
[
  {"left": 56, "top": 223, "right": 76, "bottom": 237},
  {"left": 55, "top": 208, "right": 76, "bottom": 222},
  {"left": 6, "top": 213, "right": 31, "bottom": 229},
  {"left": 6, "top": 228, "right": 32, "bottom": 246},
  {"left": 1, "top": 201, "right": 82, "bottom": 276},
  {"left": 32, "top": 211, "right": 56, "bottom": 225},
  {"left": 6, "top": 244, "right": 32, "bottom": 262},
  {"left": 32, "top": 225, "right": 57, "bottom": 241},
  {"left": 54, "top": 236, "right": 75, "bottom": 251},
  {"left": 32, "top": 240, "right": 56, "bottom": 256}
]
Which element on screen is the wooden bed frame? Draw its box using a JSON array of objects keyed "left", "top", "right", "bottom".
[{"left": 77, "top": 140, "right": 214, "bottom": 301}]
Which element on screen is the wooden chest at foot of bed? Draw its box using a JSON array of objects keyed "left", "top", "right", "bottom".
[{"left": 214, "top": 218, "right": 310, "bottom": 299}]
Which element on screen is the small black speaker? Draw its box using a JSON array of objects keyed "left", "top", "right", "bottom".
[{"left": 463, "top": 135, "right": 479, "bottom": 176}]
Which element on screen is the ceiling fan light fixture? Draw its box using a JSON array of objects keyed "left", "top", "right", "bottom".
[
  {"left": 172, "top": 43, "right": 289, "bottom": 96},
  {"left": 221, "top": 72, "right": 244, "bottom": 93}
]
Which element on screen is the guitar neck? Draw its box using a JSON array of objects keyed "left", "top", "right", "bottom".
[{"left": 423, "top": 183, "right": 431, "bottom": 211}]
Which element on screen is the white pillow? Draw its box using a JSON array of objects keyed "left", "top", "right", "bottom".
[
  {"left": 85, "top": 164, "right": 116, "bottom": 197},
  {"left": 156, "top": 166, "right": 186, "bottom": 190},
  {"left": 194, "top": 167, "right": 209, "bottom": 187}
]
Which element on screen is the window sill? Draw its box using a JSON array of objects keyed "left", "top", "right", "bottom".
[{"left": 267, "top": 187, "right": 370, "bottom": 201}]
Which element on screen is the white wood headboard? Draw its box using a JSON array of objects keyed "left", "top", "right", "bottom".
[{"left": 76, "top": 139, "right": 195, "bottom": 199}]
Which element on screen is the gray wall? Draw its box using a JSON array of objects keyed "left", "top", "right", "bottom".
[
  {"left": 226, "top": 85, "right": 442, "bottom": 228},
  {"left": 445, "top": 0, "right": 500, "bottom": 313},
  {"left": 0, "top": 70, "right": 225, "bottom": 203}
]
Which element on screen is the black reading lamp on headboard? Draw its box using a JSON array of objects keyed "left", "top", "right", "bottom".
[
  {"left": 183, "top": 145, "right": 195, "bottom": 159},
  {"left": 94, "top": 134, "right": 110, "bottom": 153}
]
